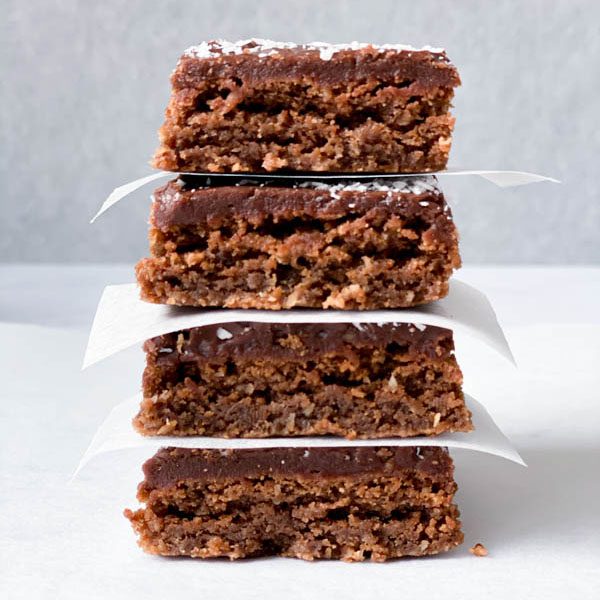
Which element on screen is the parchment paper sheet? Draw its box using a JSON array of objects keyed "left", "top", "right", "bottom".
[{"left": 83, "top": 279, "right": 514, "bottom": 368}]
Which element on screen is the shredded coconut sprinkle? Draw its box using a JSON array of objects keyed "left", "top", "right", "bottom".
[
  {"left": 216, "top": 327, "right": 233, "bottom": 340},
  {"left": 172, "top": 176, "right": 442, "bottom": 207},
  {"left": 298, "top": 176, "right": 440, "bottom": 198},
  {"left": 184, "top": 39, "right": 445, "bottom": 61}
]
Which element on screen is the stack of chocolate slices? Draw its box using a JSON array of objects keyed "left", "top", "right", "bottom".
[{"left": 124, "top": 40, "right": 471, "bottom": 561}]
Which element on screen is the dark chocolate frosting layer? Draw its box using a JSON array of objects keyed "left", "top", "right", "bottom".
[
  {"left": 150, "top": 177, "right": 452, "bottom": 230},
  {"left": 174, "top": 41, "right": 461, "bottom": 89},
  {"left": 144, "top": 322, "right": 454, "bottom": 367},
  {"left": 141, "top": 446, "right": 454, "bottom": 490}
]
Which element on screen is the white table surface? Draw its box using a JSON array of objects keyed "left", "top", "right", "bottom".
[{"left": 1, "top": 265, "right": 599, "bottom": 599}]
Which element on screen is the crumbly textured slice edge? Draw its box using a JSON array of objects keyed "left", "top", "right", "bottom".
[
  {"left": 126, "top": 447, "right": 463, "bottom": 561},
  {"left": 153, "top": 49, "right": 459, "bottom": 173},
  {"left": 136, "top": 323, "right": 470, "bottom": 438},
  {"left": 125, "top": 503, "right": 464, "bottom": 561}
]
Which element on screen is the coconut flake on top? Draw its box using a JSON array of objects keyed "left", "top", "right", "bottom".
[
  {"left": 184, "top": 39, "right": 445, "bottom": 61},
  {"left": 297, "top": 176, "right": 441, "bottom": 199}
]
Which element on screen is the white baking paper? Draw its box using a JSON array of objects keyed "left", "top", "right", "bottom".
[
  {"left": 90, "top": 168, "right": 560, "bottom": 222},
  {"left": 72, "top": 394, "right": 525, "bottom": 479},
  {"left": 82, "top": 279, "right": 514, "bottom": 369}
]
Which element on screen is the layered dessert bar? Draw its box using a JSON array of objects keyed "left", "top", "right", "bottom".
[
  {"left": 134, "top": 322, "right": 471, "bottom": 438},
  {"left": 125, "top": 446, "right": 464, "bottom": 561},
  {"left": 135, "top": 176, "right": 460, "bottom": 309},
  {"left": 152, "top": 40, "right": 460, "bottom": 174}
]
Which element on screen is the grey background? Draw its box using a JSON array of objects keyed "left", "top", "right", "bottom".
[{"left": 2, "top": 0, "right": 599, "bottom": 264}]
